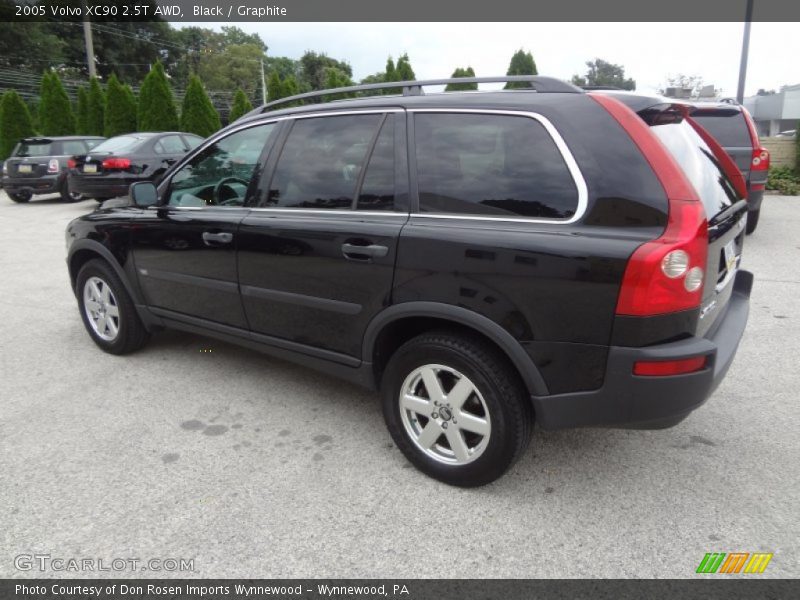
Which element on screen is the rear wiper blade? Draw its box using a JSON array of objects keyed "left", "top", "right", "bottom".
[{"left": 709, "top": 199, "right": 747, "bottom": 227}]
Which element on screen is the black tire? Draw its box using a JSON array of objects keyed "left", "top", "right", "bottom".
[
  {"left": 7, "top": 190, "right": 31, "bottom": 203},
  {"left": 745, "top": 208, "right": 760, "bottom": 234},
  {"left": 60, "top": 180, "right": 82, "bottom": 203},
  {"left": 76, "top": 258, "right": 150, "bottom": 355},
  {"left": 381, "top": 330, "right": 533, "bottom": 487}
]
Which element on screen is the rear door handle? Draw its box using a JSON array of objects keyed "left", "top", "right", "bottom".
[
  {"left": 341, "top": 243, "right": 389, "bottom": 260},
  {"left": 202, "top": 231, "right": 233, "bottom": 245}
]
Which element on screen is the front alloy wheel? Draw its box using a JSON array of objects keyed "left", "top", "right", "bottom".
[{"left": 83, "top": 276, "right": 120, "bottom": 342}]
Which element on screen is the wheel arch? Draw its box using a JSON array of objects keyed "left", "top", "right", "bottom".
[
  {"left": 68, "top": 240, "right": 141, "bottom": 305},
  {"left": 362, "top": 302, "right": 549, "bottom": 397}
]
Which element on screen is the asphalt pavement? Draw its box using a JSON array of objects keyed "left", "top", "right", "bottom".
[{"left": 1, "top": 191, "right": 798, "bottom": 578}]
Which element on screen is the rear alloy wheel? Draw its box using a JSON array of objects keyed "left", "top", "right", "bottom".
[
  {"left": 382, "top": 331, "right": 533, "bottom": 487},
  {"left": 745, "top": 208, "right": 760, "bottom": 234},
  {"left": 7, "top": 190, "right": 32, "bottom": 203},
  {"left": 60, "top": 181, "right": 82, "bottom": 203},
  {"left": 76, "top": 259, "right": 150, "bottom": 354}
]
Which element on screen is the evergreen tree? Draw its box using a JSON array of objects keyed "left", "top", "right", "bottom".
[
  {"left": 0, "top": 91, "right": 35, "bottom": 160},
  {"left": 138, "top": 61, "right": 179, "bottom": 131},
  {"left": 395, "top": 54, "right": 415, "bottom": 81},
  {"left": 104, "top": 74, "right": 137, "bottom": 137},
  {"left": 86, "top": 77, "right": 106, "bottom": 136},
  {"left": 267, "top": 71, "right": 284, "bottom": 102},
  {"left": 504, "top": 49, "right": 538, "bottom": 89},
  {"left": 180, "top": 75, "right": 221, "bottom": 137},
  {"left": 39, "top": 71, "right": 76, "bottom": 135},
  {"left": 323, "top": 67, "right": 355, "bottom": 101},
  {"left": 228, "top": 88, "right": 253, "bottom": 122},
  {"left": 445, "top": 67, "right": 477, "bottom": 91},
  {"left": 76, "top": 86, "right": 89, "bottom": 135}
]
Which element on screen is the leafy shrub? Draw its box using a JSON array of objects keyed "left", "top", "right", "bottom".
[{"left": 767, "top": 165, "right": 800, "bottom": 196}]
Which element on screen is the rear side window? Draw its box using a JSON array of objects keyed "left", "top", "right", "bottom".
[
  {"left": 267, "top": 113, "right": 383, "bottom": 209},
  {"left": 155, "top": 135, "right": 187, "bottom": 154},
  {"left": 691, "top": 113, "right": 752, "bottom": 147},
  {"left": 414, "top": 113, "right": 579, "bottom": 219},
  {"left": 91, "top": 135, "right": 145, "bottom": 154},
  {"left": 651, "top": 121, "right": 738, "bottom": 218},
  {"left": 184, "top": 135, "right": 203, "bottom": 149},
  {"left": 61, "top": 140, "right": 87, "bottom": 155},
  {"left": 15, "top": 142, "right": 52, "bottom": 157}
]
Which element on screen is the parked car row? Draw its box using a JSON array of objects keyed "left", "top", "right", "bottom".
[{"left": 2, "top": 131, "right": 203, "bottom": 204}]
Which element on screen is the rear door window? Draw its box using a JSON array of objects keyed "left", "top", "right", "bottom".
[
  {"left": 414, "top": 113, "right": 579, "bottom": 219},
  {"left": 691, "top": 113, "right": 751, "bottom": 147}
]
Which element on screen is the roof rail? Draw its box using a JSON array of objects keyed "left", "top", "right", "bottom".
[
  {"left": 580, "top": 85, "right": 624, "bottom": 91},
  {"left": 259, "top": 75, "right": 582, "bottom": 112}
]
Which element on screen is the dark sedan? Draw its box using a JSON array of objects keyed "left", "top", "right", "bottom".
[{"left": 68, "top": 132, "right": 204, "bottom": 201}]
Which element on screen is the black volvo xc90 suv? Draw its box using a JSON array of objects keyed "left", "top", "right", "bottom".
[{"left": 65, "top": 76, "right": 752, "bottom": 486}]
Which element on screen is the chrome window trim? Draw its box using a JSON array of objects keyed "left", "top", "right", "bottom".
[
  {"left": 407, "top": 108, "right": 588, "bottom": 225},
  {"left": 247, "top": 208, "right": 408, "bottom": 218}
]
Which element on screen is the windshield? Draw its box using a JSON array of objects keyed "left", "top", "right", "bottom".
[
  {"left": 15, "top": 142, "right": 52, "bottom": 157},
  {"left": 90, "top": 135, "right": 146, "bottom": 154},
  {"left": 651, "top": 120, "right": 738, "bottom": 218}
]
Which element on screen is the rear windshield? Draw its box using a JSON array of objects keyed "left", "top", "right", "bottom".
[
  {"left": 91, "top": 135, "right": 146, "bottom": 154},
  {"left": 15, "top": 142, "right": 52, "bottom": 157},
  {"left": 651, "top": 121, "right": 739, "bottom": 218},
  {"left": 690, "top": 113, "right": 751, "bottom": 147}
]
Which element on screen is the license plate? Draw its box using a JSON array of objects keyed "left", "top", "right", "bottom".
[
  {"left": 724, "top": 239, "right": 738, "bottom": 273},
  {"left": 83, "top": 164, "right": 97, "bottom": 173},
  {"left": 18, "top": 164, "right": 32, "bottom": 173}
]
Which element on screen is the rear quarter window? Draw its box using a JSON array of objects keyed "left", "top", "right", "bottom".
[
  {"left": 414, "top": 113, "right": 579, "bottom": 219},
  {"left": 691, "top": 113, "right": 751, "bottom": 147}
]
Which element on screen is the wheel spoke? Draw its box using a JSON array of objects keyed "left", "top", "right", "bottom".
[
  {"left": 100, "top": 283, "right": 111, "bottom": 303},
  {"left": 106, "top": 317, "right": 119, "bottom": 336},
  {"left": 85, "top": 299, "right": 102, "bottom": 313},
  {"left": 105, "top": 304, "right": 119, "bottom": 318},
  {"left": 446, "top": 376, "right": 475, "bottom": 410},
  {"left": 444, "top": 427, "right": 470, "bottom": 462},
  {"left": 96, "top": 315, "right": 107, "bottom": 333},
  {"left": 90, "top": 281, "right": 102, "bottom": 301},
  {"left": 416, "top": 421, "right": 443, "bottom": 449},
  {"left": 402, "top": 393, "right": 433, "bottom": 417},
  {"left": 456, "top": 412, "right": 490, "bottom": 436},
  {"left": 420, "top": 367, "right": 446, "bottom": 404}
]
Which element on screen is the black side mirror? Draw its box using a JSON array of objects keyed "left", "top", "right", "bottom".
[{"left": 129, "top": 181, "right": 158, "bottom": 208}]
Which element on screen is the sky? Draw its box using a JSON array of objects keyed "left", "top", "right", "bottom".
[{"left": 191, "top": 21, "right": 800, "bottom": 98}]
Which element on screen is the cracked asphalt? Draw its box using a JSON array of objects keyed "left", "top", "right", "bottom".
[{"left": 1, "top": 191, "right": 798, "bottom": 578}]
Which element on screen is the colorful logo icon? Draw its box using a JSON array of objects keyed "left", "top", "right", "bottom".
[{"left": 696, "top": 552, "right": 773, "bottom": 574}]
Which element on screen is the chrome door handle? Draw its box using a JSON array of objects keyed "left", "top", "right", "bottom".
[
  {"left": 202, "top": 231, "right": 233, "bottom": 245},
  {"left": 341, "top": 243, "right": 388, "bottom": 260}
]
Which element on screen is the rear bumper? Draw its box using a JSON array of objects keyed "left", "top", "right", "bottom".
[
  {"left": 533, "top": 269, "right": 753, "bottom": 430},
  {"left": 2, "top": 173, "right": 63, "bottom": 195},
  {"left": 68, "top": 174, "right": 139, "bottom": 199}
]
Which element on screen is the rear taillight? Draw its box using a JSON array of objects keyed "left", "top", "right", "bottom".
[
  {"left": 67, "top": 158, "right": 76, "bottom": 169},
  {"left": 102, "top": 157, "right": 131, "bottom": 170},
  {"left": 590, "top": 93, "right": 708, "bottom": 317},
  {"left": 751, "top": 147, "right": 770, "bottom": 171},
  {"left": 47, "top": 159, "right": 59, "bottom": 173},
  {"left": 633, "top": 356, "right": 708, "bottom": 376}
]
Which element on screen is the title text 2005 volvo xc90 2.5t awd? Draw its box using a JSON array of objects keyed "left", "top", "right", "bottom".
[{"left": 66, "top": 76, "right": 752, "bottom": 486}]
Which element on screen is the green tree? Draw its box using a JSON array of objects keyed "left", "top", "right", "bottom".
[
  {"left": 76, "top": 86, "right": 89, "bottom": 135},
  {"left": 445, "top": 67, "right": 477, "bottom": 91},
  {"left": 571, "top": 59, "right": 635, "bottom": 90},
  {"left": 39, "top": 71, "right": 76, "bottom": 135},
  {"left": 138, "top": 61, "right": 179, "bottom": 131},
  {"left": 299, "top": 51, "right": 353, "bottom": 91},
  {"left": 0, "top": 91, "right": 35, "bottom": 160},
  {"left": 180, "top": 75, "right": 221, "bottom": 137},
  {"left": 229, "top": 88, "right": 253, "bottom": 122},
  {"left": 504, "top": 49, "right": 538, "bottom": 89},
  {"left": 395, "top": 54, "right": 415, "bottom": 81},
  {"left": 86, "top": 77, "right": 106, "bottom": 136},
  {"left": 267, "top": 71, "right": 285, "bottom": 102},
  {"left": 104, "top": 74, "right": 137, "bottom": 137},
  {"left": 323, "top": 67, "right": 355, "bottom": 101}
]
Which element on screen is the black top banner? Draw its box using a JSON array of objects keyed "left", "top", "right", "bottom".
[{"left": 2, "top": 0, "right": 800, "bottom": 22}]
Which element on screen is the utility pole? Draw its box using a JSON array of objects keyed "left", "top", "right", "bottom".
[
  {"left": 80, "top": 0, "right": 96, "bottom": 78},
  {"left": 736, "top": 0, "right": 754, "bottom": 104},
  {"left": 261, "top": 59, "right": 267, "bottom": 104}
]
